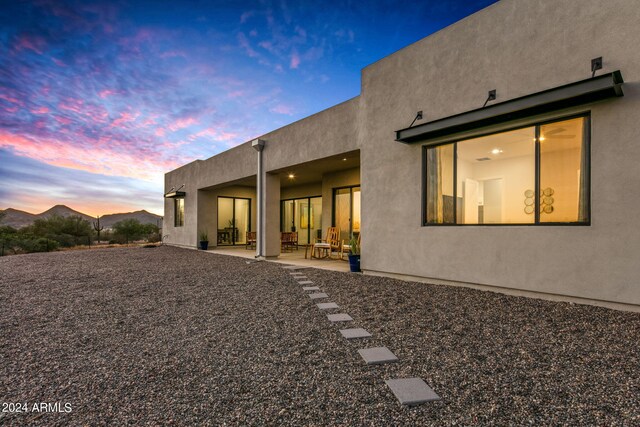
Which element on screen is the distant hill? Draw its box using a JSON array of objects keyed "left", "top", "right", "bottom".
[
  {"left": 38, "top": 205, "right": 94, "bottom": 222},
  {"left": 0, "top": 205, "right": 162, "bottom": 229},
  {"left": 99, "top": 210, "right": 162, "bottom": 228},
  {"left": 0, "top": 208, "right": 37, "bottom": 229}
]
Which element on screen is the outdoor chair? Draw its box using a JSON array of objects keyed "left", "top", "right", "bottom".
[
  {"left": 245, "top": 231, "right": 256, "bottom": 249},
  {"left": 312, "top": 227, "right": 340, "bottom": 259},
  {"left": 340, "top": 233, "right": 361, "bottom": 260},
  {"left": 280, "top": 232, "right": 298, "bottom": 252}
]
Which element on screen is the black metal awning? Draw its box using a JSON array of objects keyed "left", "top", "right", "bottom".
[
  {"left": 395, "top": 71, "right": 624, "bottom": 143},
  {"left": 164, "top": 191, "right": 186, "bottom": 199}
]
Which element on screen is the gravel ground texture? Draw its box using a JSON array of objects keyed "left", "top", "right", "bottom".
[{"left": 1, "top": 246, "right": 639, "bottom": 426}]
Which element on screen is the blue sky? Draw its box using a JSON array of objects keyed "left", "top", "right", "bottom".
[{"left": 0, "top": 0, "right": 497, "bottom": 216}]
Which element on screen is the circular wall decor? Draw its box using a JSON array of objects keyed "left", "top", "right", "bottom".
[
  {"left": 543, "top": 187, "right": 554, "bottom": 196},
  {"left": 525, "top": 198, "right": 534, "bottom": 206},
  {"left": 524, "top": 205, "right": 534, "bottom": 214},
  {"left": 543, "top": 205, "right": 554, "bottom": 214},
  {"left": 524, "top": 189, "right": 534, "bottom": 198},
  {"left": 543, "top": 196, "right": 554, "bottom": 204}
]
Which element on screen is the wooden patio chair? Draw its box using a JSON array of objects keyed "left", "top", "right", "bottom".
[
  {"left": 245, "top": 231, "right": 256, "bottom": 249},
  {"left": 312, "top": 227, "right": 340, "bottom": 259},
  {"left": 340, "top": 233, "right": 361, "bottom": 260},
  {"left": 280, "top": 232, "right": 298, "bottom": 252}
]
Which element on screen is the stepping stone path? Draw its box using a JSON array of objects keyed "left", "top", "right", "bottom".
[
  {"left": 316, "top": 302, "right": 339, "bottom": 310},
  {"left": 358, "top": 347, "right": 398, "bottom": 365},
  {"left": 385, "top": 378, "right": 440, "bottom": 405},
  {"left": 340, "top": 328, "right": 372, "bottom": 339},
  {"left": 282, "top": 265, "right": 436, "bottom": 407},
  {"left": 308, "top": 293, "right": 328, "bottom": 300},
  {"left": 327, "top": 313, "right": 353, "bottom": 322}
]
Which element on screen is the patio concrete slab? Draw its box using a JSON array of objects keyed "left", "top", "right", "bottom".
[
  {"left": 308, "top": 293, "right": 328, "bottom": 300},
  {"left": 358, "top": 347, "right": 398, "bottom": 365},
  {"left": 327, "top": 313, "right": 353, "bottom": 322},
  {"left": 385, "top": 378, "right": 440, "bottom": 406},
  {"left": 316, "top": 302, "right": 339, "bottom": 310},
  {"left": 339, "top": 328, "right": 372, "bottom": 339},
  {"left": 303, "top": 286, "right": 320, "bottom": 291},
  {"left": 298, "top": 280, "right": 313, "bottom": 285}
]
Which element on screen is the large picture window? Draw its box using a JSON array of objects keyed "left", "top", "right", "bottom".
[
  {"left": 174, "top": 198, "right": 184, "bottom": 227},
  {"left": 424, "top": 115, "right": 589, "bottom": 225}
]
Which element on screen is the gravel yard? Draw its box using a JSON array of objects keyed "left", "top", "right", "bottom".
[{"left": 1, "top": 246, "right": 639, "bottom": 426}]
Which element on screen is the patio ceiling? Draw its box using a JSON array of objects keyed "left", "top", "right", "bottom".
[{"left": 199, "top": 150, "right": 360, "bottom": 190}]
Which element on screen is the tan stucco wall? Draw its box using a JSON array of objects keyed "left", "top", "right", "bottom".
[
  {"left": 165, "top": 0, "right": 640, "bottom": 307},
  {"left": 359, "top": 0, "right": 640, "bottom": 306}
]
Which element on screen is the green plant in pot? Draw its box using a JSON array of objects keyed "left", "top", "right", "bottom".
[
  {"left": 347, "top": 235, "right": 361, "bottom": 272},
  {"left": 199, "top": 230, "right": 209, "bottom": 250}
]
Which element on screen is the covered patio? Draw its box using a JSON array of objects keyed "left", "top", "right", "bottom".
[{"left": 208, "top": 245, "right": 350, "bottom": 272}]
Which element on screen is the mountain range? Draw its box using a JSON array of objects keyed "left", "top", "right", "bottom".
[{"left": 0, "top": 205, "right": 162, "bottom": 229}]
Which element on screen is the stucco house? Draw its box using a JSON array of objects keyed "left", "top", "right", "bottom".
[{"left": 164, "top": 0, "right": 640, "bottom": 311}]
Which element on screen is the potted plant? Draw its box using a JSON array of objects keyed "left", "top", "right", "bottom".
[
  {"left": 199, "top": 230, "right": 209, "bottom": 250},
  {"left": 347, "top": 235, "right": 361, "bottom": 272}
]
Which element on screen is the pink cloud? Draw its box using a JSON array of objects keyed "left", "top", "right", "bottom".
[
  {"left": 238, "top": 32, "right": 258, "bottom": 58},
  {"left": 155, "top": 128, "right": 166, "bottom": 137},
  {"left": 188, "top": 127, "right": 238, "bottom": 142},
  {"left": 289, "top": 51, "right": 300, "bottom": 69},
  {"left": 31, "top": 106, "right": 50, "bottom": 114},
  {"left": 160, "top": 50, "right": 186, "bottom": 59},
  {"left": 54, "top": 116, "right": 72, "bottom": 125},
  {"left": 110, "top": 111, "right": 139, "bottom": 128},
  {"left": 51, "top": 57, "right": 67, "bottom": 67},
  {"left": 98, "top": 89, "right": 117, "bottom": 98},
  {"left": 0, "top": 131, "right": 179, "bottom": 181},
  {"left": 270, "top": 104, "right": 294, "bottom": 115},
  {"left": 168, "top": 117, "right": 198, "bottom": 132},
  {"left": 0, "top": 94, "right": 22, "bottom": 105},
  {"left": 14, "top": 35, "right": 46, "bottom": 54}
]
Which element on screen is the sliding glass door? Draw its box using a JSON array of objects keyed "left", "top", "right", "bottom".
[
  {"left": 333, "top": 186, "right": 361, "bottom": 241},
  {"left": 281, "top": 196, "right": 322, "bottom": 244},
  {"left": 217, "top": 197, "right": 251, "bottom": 245}
]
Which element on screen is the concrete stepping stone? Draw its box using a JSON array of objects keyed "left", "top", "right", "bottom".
[
  {"left": 327, "top": 313, "right": 353, "bottom": 322},
  {"left": 303, "top": 286, "right": 320, "bottom": 291},
  {"left": 385, "top": 378, "right": 440, "bottom": 405},
  {"left": 294, "top": 276, "right": 308, "bottom": 280},
  {"left": 283, "top": 265, "right": 307, "bottom": 270},
  {"left": 358, "top": 347, "right": 398, "bottom": 365},
  {"left": 317, "top": 302, "right": 339, "bottom": 310},
  {"left": 298, "top": 280, "right": 313, "bottom": 285},
  {"left": 308, "top": 293, "right": 328, "bottom": 300},
  {"left": 339, "top": 328, "right": 372, "bottom": 339}
]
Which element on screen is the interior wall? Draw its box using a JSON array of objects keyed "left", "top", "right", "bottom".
[{"left": 321, "top": 167, "right": 360, "bottom": 239}]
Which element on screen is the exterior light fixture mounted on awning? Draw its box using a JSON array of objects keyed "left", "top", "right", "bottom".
[
  {"left": 395, "top": 70, "right": 624, "bottom": 144},
  {"left": 164, "top": 184, "right": 185, "bottom": 198}
]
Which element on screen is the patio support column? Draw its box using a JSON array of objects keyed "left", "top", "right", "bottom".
[
  {"left": 253, "top": 138, "right": 266, "bottom": 259},
  {"left": 263, "top": 172, "right": 280, "bottom": 258}
]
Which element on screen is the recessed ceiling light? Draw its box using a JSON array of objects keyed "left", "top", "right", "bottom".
[
  {"left": 288, "top": 173, "right": 295, "bottom": 179},
  {"left": 342, "top": 158, "right": 347, "bottom": 161},
  {"left": 539, "top": 136, "right": 546, "bottom": 141},
  {"left": 491, "top": 148, "right": 502, "bottom": 155}
]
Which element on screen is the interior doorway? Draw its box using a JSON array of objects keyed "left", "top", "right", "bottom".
[
  {"left": 217, "top": 197, "right": 251, "bottom": 245},
  {"left": 281, "top": 196, "right": 322, "bottom": 244},
  {"left": 333, "top": 186, "right": 361, "bottom": 241}
]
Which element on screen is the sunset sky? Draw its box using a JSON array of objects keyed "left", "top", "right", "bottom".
[{"left": 0, "top": 0, "right": 496, "bottom": 217}]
